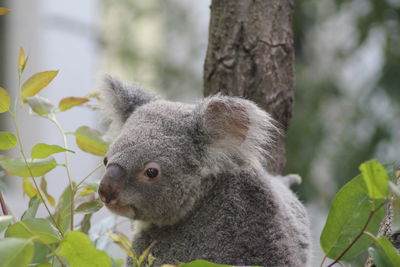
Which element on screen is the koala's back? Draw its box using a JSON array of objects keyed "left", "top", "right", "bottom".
[{"left": 130, "top": 170, "right": 311, "bottom": 267}]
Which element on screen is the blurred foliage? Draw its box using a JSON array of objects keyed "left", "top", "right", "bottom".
[
  {"left": 101, "top": 0, "right": 205, "bottom": 101},
  {"left": 288, "top": 0, "right": 400, "bottom": 202}
]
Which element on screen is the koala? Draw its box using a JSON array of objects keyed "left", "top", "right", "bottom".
[{"left": 98, "top": 76, "right": 311, "bottom": 267}]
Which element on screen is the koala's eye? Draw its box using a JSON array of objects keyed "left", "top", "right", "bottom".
[
  {"left": 139, "top": 162, "right": 161, "bottom": 183},
  {"left": 103, "top": 157, "right": 108, "bottom": 166},
  {"left": 145, "top": 168, "right": 159, "bottom": 179}
]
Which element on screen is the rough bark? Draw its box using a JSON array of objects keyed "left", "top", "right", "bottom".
[{"left": 203, "top": 0, "right": 294, "bottom": 174}]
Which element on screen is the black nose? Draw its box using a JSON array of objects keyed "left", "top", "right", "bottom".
[{"left": 98, "top": 165, "right": 126, "bottom": 204}]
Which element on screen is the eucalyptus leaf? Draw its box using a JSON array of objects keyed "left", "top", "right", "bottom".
[
  {"left": 21, "top": 196, "right": 41, "bottom": 220},
  {"left": 0, "top": 131, "right": 17, "bottom": 149},
  {"left": 75, "top": 200, "right": 103, "bottom": 214},
  {"left": 368, "top": 237, "right": 400, "bottom": 267},
  {"left": 31, "top": 143, "right": 74, "bottom": 159},
  {"left": 73, "top": 126, "right": 109, "bottom": 156},
  {"left": 18, "top": 47, "right": 28, "bottom": 73},
  {"left": 59, "top": 97, "right": 89, "bottom": 111},
  {"left": 57, "top": 231, "right": 112, "bottom": 267},
  {"left": 22, "top": 178, "right": 39, "bottom": 198},
  {"left": 0, "top": 7, "right": 11, "bottom": 15},
  {"left": 54, "top": 184, "right": 73, "bottom": 233},
  {"left": 0, "top": 156, "right": 57, "bottom": 177},
  {"left": 22, "top": 71, "right": 58, "bottom": 99},
  {"left": 0, "top": 238, "right": 34, "bottom": 267},
  {"left": 320, "top": 174, "right": 385, "bottom": 260},
  {"left": 0, "top": 87, "right": 11, "bottom": 113},
  {"left": 26, "top": 96, "right": 54, "bottom": 115},
  {"left": 40, "top": 177, "right": 56, "bottom": 207},
  {"left": 5, "top": 218, "right": 62, "bottom": 244},
  {"left": 360, "top": 159, "right": 389, "bottom": 200},
  {"left": 0, "top": 215, "right": 14, "bottom": 232}
]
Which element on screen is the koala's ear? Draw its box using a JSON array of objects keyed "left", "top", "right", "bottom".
[
  {"left": 193, "top": 95, "right": 278, "bottom": 171},
  {"left": 101, "top": 76, "right": 156, "bottom": 122},
  {"left": 100, "top": 76, "right": 157, "bottom": 140}
]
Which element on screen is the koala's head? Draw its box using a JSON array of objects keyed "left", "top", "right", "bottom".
[{"left": 98, "top": 76, "right": 276, "bottom": 226}]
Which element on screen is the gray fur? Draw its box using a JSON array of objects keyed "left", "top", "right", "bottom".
[{"left": 99, "top": 76, "right": 311, "bottom": 266}]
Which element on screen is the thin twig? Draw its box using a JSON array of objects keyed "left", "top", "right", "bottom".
[
  {"left": 327, "top": 201, "right": 387, "bottom": 267},
  {"left": 76, "top": 163, "right": 103, "bottom": 189},
  {"left": 48, "top": 116, "right": 75, "bottom": 231},
  {"left": 0, "top": 191, "right": 9, "bottom": 215}
]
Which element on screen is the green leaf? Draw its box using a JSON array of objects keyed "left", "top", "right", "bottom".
[
  {"left": 320, "top": 174, "right": 385, "bottom": 260},
  {"left": 360, "top": 159, "right": 389, "bottom": 200},
  {"left": 0, "top": 215, "right": 14, "bottom": 232},
  {"left": 26, "top": 95, "right": 54, "bottom": 115},
  {"left": 73, "top": 126, "right": 109, "bottom": 156},
  {"left": 59, "top": 97, "right": 89, "bottom": 111},
  {"left": 78, "top": 182, "right": 99, "bottom": 197},
  {"left": 0, "top": 131, "right": 17, "bottom": 149},
  {"left": 0, "top": 156, "right": 57, "bottom": 177},
  {"left": 0, "top": 238, "right": 34, "bottom": 267},
  {"left": 22, "top": 71, "right": 58, "bottom": 99},
  {"left": 18, "top": 48, "right": 28, "bottom": 74},
  {"left": 57, "top": 231, "right": 112, "bottom": 267},
  {"left": 22, "top": 178, "right": 39, "bottom": 198},
  {"left": 79, "top": 214, "right": 92, "bottom": 234},
  {"left": 5, "top": 218, "right": 61, "bottom": 244},
  {"left": 31, "top": 143, "right": 74, "bottom": 159},
  {"left": 31, "top": 243, "right": 49, "bottom": 266},
  {"left": 75, "top": 200, "right": 103, "bottom": 214},
  {"left": 0, "top": 87, "right": 11, "bottom": 113},
  {"left": 21, "top": 196, "right": 41, "bottom": 220},
  {"left": 40, "top": 177, "right": 55, "bottom": 206},
  {"left": 54, "top": 184, "right": 73, "bottom": 233},
  {"left": 371, "top": 237, "right": 400, "bottom": 267}
]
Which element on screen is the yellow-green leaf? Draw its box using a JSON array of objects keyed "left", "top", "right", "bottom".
[
  {"left": 59, "top": 97, "right": 89, "bottom": 111},
  {"left": 0, "top": 238, "right": 34, "bottom": 267},
  {"left": 31, "top": 143, "right": 74, "bottom": 159},
  {"left": 75, "top": 200, "right": 103, "bottom": 214},
  {"left": 57, "top": 231, "right": 112, "bottom": 267},
  {"left": 106, "top": 232, "right": 135, "bottom": 258},
  {"left": 0, "top": 87, "right": 11, "bottom": 113},
  {"left": 22, "top": 178, "right": 39, "bottom": 198},
  {"left": 21, "top": 197, "right": 41, "bottom": 220},
  {"left": 40, "top": 177, "right": 55, "bottom": 207},
  {"left": 0, "top": 156, "right": 58, "bottom": 177},
  {"left": 18, "top": 48, "right": 28, "bottom": 74},
  {"left": 26, "top": 95, "right": 54, "bottom": 115},
  {"left": 78, "top": 182, "right": 99, "bottom": 197},
  {"left": 22, "top": 71, "right": 58, "bottom": 99},
  {"left": 0, "top": 215, "right": 14, "bottom": 232},
  {"left": 0, "top": 7, "right": 10, "bottom": 15},
  {"left": 73, "top": 126, "right": 109, "bottom": 156},
  {"left": 0, "top": 131, "right": 17, "bottom": 150},
  {"left": 5, "top": 218, "right": 62, "bottom": 244}
]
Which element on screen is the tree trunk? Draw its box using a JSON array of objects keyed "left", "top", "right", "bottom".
[{"left": 203, "top": 0, "right": 295, "bottom": 174}]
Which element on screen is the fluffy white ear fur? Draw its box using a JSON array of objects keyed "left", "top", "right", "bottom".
[
  {"left": 100, "top": 75, "right": 156, "bottom": 141},
  {"left": 196, "top": 95, "right": 279, "bottom": 175}
]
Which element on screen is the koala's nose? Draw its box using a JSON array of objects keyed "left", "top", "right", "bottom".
[{"left": 98, "top": 165, "right": 126, "bottom": 204}]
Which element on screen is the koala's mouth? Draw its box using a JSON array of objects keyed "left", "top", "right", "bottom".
[{"left": 105, "top": 202, "right": 136, "bottom": 219}]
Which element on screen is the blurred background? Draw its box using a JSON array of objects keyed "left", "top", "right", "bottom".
[{"left": 0, "top": 0, "right": 399, "bottom": 265}]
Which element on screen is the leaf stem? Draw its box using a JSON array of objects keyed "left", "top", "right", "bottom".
[
  {"left": 0, "top": 191, "right": 9, "bottom": 215},
  {"left": 48, "top": 116, "right": 75, "bottom": 231},
  {"left": 76, "top": 163, "right": 103, "bottom": 189},
  {"left": 8, "top": 109, "right": 63, "bottom": 236},
  {"left": 326, "top": 201, "right": 387, "bottom": 267}
]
